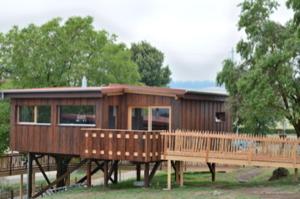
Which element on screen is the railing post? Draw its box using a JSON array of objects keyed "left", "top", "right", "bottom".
[
  {"left": 293, "top": 142, "right": 297, "bottom": 167},
  {"left": 248, "top": 142, "right": 254, "bottom": 165}
]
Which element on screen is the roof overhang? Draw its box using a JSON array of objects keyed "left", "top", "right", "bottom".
[{"left": 1, "top": 87, "right": 103, "bottom": 99}]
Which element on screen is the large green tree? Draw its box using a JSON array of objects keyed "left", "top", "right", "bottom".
[
  {"left": 131, "top": 41, "right": 171, "bottom": 86},
  {"left": 217, "top": 0, "right": 300, "bottom": 136},
  {"left": 0, "top": 16, "right": 140, "bottom": 88}
]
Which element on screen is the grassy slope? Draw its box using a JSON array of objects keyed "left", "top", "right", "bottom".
[{"left": 45, "top": 168, "right": 300, "bottom": 199}]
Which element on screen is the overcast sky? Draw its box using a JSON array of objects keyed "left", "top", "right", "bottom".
[{"left": 0, "top": 0, "right": 293, "bottom": 81}]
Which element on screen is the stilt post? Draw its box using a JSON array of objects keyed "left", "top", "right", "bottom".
[
  {"left": 103, "top": 160, "right": 109, "bottom": 187},
  {"left": 113, "top": 161, "right": 118, "bottom": 184},
  {"left": 27, "top": 153, "right": 33, "bottom": 199},
  {"left": 144, "top": 162, "right": 150, "bottom": 188},
  {"left": 20, "top": 174, "right": 23, "bottom": 199},
  {"left": 136, "top": 163, "right": 141, "bottom": 181},
  {"left": 86, "top": 159, "right": 92, "bottom": 187},
  {"left": 167, "top": 159, "right": 171, "bottom": 190},
  {"left": 179, "top": 161, "right": 184, "bottom": 187}
]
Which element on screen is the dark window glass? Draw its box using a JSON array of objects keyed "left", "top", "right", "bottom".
[
  {"left": 59, "top": 105, "right": 96, "bottom": 125},
  {"left": 37, "top": 106, "right": 51, "bottom": 123},
  {"left": 19, "top": 106, "right": 34, "bottom": 123},
  {"left": 215, "top": 112, "right": 225, "bottom": 122},
  {"left": 108, "top": 106, "right": 118, "bottom": 129},
  {"left": 131, "top": 108, "right": 148, "bottom": 130},
  {"left": 151, "top": 108, "right": 170, "bottom": 130}
]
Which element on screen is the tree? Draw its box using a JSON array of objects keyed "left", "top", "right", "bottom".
[
  {"left": 217, "top": 0, "right": 300, "bottom": 136},
  {"left": 0, "top": 81, "right": 13, "bottom": 154},
  {"left": 0, "top": 16, "right": 140, "bottom": 88},
  {"left": 131, "top": 41, "right": 171, "bottom": 86}
]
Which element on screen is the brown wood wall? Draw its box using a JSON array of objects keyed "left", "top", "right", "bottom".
[
  {"left": 10, "top": 93, "right": 232, "bottom": 156},
  {"left": 179, "top": 99, "right": 232, "bottom": 131},
  {"left": 10, "top": 98, "right": 101, "bottom": 155}
]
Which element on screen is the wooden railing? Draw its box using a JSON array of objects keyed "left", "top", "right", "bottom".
[
  {"left": 161, "top": 131, "right": 300, "bottom": 168},
  {"left": 80, "top": 129, "right": 162, "bottom": 162},
  {"left": 0, "top": 154, "right": 56, "bottom": 176}
]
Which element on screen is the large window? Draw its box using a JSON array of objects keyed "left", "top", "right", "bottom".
[
  {"left": 18, "top": 105, "right": 51, "bottom": 124},
  {"left": 131, "top": 108, "right": 149, "bottom": 130},
  {"left": 59, "top": 105, "right": 96, "bottom": 126},
  {"left": 151, "top": 108, "right": 170, "bottom": 130},
  {"left": 130, "top": 107, "right": 170, "bottom": 131}
]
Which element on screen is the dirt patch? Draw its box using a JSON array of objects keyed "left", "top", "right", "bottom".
[
  {"left": 240, "top": 187, "right": 300, "bottom": 199},
  {"left": 236, "top": 167, "right": 264, "bottom": 183}
]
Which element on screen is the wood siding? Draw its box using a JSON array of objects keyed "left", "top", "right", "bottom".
[
  {"left": 10, "top": 98, "right": 101, "bottom": 155},
  {"left": 179, "top": 99, "right": 232, "bottom": 132},
  {"left": 9, "top": 93, "right": 232, "bottom": 157}
]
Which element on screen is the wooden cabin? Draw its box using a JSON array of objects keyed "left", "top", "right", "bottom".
[{"left": 2, "top": 84, "right": 232, "bottom": 197}]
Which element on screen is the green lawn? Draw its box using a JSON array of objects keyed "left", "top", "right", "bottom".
[{"left": 44, "top": 167, "right": 300, "bottom": 199}]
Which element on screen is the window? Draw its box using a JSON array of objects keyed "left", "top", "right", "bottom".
[
  {"left": 215, "top": 112, "right": 225, "bottom": 122},
  {"left": 37, "top": 106, "right": 51, "bottom": 123},
  {"left": 130, "top": 107, "right": 171, "bottom": 131},
  {"left": 131, "top": 108, "right": 149, "bottom": 130},
  {"left": 18, "top": 105, "right": 51, "bottom": 124},
  {"left": 19, "top": 106, "right": 34, "bottom": 123},
  {"left": 59, "top": 105, "right": 95, "bottom": 126},
  {"left": 151, "top": 108, "right": 170, "bottom": 130},
  {"left": 108, "top": 106, "right": 118, "bottom": 129}
]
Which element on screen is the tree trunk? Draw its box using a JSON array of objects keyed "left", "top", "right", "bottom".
[{"left": 54, "top": 155, "right": 72, "bottom": 187}]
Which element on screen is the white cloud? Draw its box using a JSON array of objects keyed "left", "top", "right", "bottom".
[{"left": 0, "top": 0, "right": 293, "bottom": 81}]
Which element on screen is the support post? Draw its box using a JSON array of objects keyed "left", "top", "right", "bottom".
[
  {"left": 103, "top": 160, "right": 109, "bottom": 187},
  {"left": 20, "top": 174, "right": 23, "bottom": 199},
  {"left": 27, "top": 153, "right": 33, "bottom": 199},
  {"left": 86, "top": 159, "right": 92, "bottom": 187},
  {"left": 207, "top": 163, "right": 216, "bottom": 182},
  {"left": 175, "top": 161, "right": 180, "bottom": 184},
  {"left": 167, "top": 159, "right": 171, "bottom": 190},
  {"left": 144, "top": 163, "right": 150, "bottom": 188},
  {"left": 136, "top": 163, "right": 141, "bottom": 181},
  {"left": 212, "top": 163, "right": 216, "bottom": 182},
  {"left": 179, "top": 161, "right": 184, "bottom": 187},
  {"left": 113, "top": 161, "right": 118, "bottom": 184},
  {"left": 32, "top": 171, "right": 36, "bottom": 195}
]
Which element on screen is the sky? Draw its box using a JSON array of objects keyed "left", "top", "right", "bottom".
[{"left": 0, "top": 0, "right": 294, "bottom": 83}]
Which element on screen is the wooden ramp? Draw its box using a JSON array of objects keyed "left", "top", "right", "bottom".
[{"left": 161, "top": 131, "right": 300, "bottom": 189}]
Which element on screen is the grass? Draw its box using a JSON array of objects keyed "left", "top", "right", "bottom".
[{"left": 44, "top": 167, "right": 300, "bottom": 199}]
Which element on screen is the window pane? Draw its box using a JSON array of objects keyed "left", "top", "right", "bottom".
[
  {"left": 131, "top": 108, "right": 148, "bottom": 130},
  {"left": 37, "top": 106, "right": 51, "bottom": 123},
  {"left": 59, "top": 105, "right": 95, "bottom": 125},
  {"left": 19, "top": 106, "right": 34, "bottom": 123},
  {"left": 108, "top": 106, "right": 118, "bottom": 129},
  {"left": 215, "top": 112, "right": 225, "bottom": 122},
  {"left": 151, "top": 108, "right": 170, "bottom": 130}
]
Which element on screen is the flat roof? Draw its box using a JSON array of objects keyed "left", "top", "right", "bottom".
[{"left": 1, "top": 84, "right": 228, "bottom": 99}]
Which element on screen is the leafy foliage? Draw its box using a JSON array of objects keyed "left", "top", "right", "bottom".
[
  {"left": 131, "top": 41, "right": 171, "bottom": 86},
  {"left": 0, "top": 16, "right": 140, "bottom": 88},
  {"left": 217, "top": 0, "right": 300, "bottom": 135}
]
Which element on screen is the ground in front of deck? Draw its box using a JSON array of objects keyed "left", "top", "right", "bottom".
[{"left": 45, "top": 167, "right": 300, "bottom": 199}]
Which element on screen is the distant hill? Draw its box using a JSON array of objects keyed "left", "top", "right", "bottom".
[{"left": 169, "top": 80, "right": 226, "bottom": 94}]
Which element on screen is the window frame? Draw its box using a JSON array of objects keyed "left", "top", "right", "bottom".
[
  {"left": 58, "top": 105, "right": 96, "bottom": 127},
  {"left": 128, "top": 106, "right": 171, "bottom": 131},
  {"left": 17, "top": 105, "right": 51, "bottom": 126}
]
